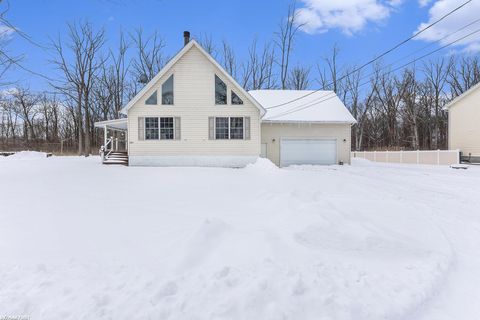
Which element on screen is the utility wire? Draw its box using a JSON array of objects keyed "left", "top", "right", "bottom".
[
  {"left": 268, "top": 26, "right": 480, "bottom": 120},
  {"left": 265, "top": 0, "right": 473, "bottom": 110},
  {"left": 0, "top": 51, "right": 57, "bottom": 82}
]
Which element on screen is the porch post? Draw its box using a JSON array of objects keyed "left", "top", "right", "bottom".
[{"left": 103, "top": 125, "right": 107, "bottom": 148}]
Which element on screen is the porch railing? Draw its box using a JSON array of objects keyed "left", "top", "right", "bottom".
[{"left": 100, "top": 137, "right": 127, "bottom": 162}]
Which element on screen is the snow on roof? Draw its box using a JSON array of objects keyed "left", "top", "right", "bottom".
[{"left": 249, "top": 90, "right": 356, "bottom": 123}]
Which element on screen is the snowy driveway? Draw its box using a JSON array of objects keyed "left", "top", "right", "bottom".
[{"left": 1, "top": 153, "right": 480, "bottom": 319}]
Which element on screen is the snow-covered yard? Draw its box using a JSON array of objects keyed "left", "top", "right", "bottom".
[{"left": 1, "top": 153, "right": 480, "bottom": 320}]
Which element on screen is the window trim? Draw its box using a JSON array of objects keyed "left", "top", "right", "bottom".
[
  {"left": 213, "top": 116, "right": 245, "bottom": 140},
  {"left": 231, "top": 90, "right": 244, "bottom": 105},
  {"left": 159, "top": 117, "right": 175, "bottom": 140},
  {"left": 161, "top": 74, "right": 174, "bottom": 106},
  {"left": 145, "top": 90, "right": 158, "bottom": 105},
  {"left": 144, "top": 117, "right": 159, "bottom": 140},
  {"left": 144, "top": 117, "right": 177, "bottom": 141},
  {"left": 214, "top": 74, "right": 228, "bottom": 105}
]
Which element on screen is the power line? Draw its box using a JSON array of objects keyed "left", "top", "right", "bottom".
[
  {"left": 267, "top": 26, "right": 480, "bottom": 120},
  {"left": 265, "top": 0, "right": 473, "bottom": 110},
  {"left": 0, "top": 51, "right": 57, "bottom": 82}
]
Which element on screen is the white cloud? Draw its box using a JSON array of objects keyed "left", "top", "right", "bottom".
[
  {"left": 0, "top": 25, "right": 15, "bottom": 40},
  {"left": 414, "top": 0, "right": 480, "bottom": 53},
  {"left": 295, "top": 0, "right": 403, "bottom": 35},
  {"left": 419, "top": 0, "right": 433, "bottom": 7},
  {"left": 0, "top": 87, "right": 19, "bottom": 97}
]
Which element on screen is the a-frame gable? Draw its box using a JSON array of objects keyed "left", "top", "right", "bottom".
[{"left": 120, "top": 40, "right": 265, "bottom": 116}]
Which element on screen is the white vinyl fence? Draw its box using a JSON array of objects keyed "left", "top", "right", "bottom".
[{"left": 352, "top": 150, "right": 460, "bottom": 166}]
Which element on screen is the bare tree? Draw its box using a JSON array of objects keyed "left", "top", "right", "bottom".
[
  {"left": 12, "top": 87, "right": 38, "bottom": 141},
  {"left": 0, "top": 2, "right": 21, "bottom": 86},
  {"left": 423, "top": 58, "right": 450, "bottom": 149},
  {"left": 197, "top": 33, "right": 217, "bottom": 58},
  {"left": 317, "top": 45, "right": 347, "bottom": 101},
  {"left": 51, "top": 21, "right": 106, "bottom": 155},
  {"left": 275, "top": 1, "right": 303, "bottom": 89},
  {"left": 130, "top": 28, "right": 165, "bottom": 89},
  {"left": 241, "top": 39, "right": 276, "bottom": 90},
  {"left": 447, "top": 55, "right": 480, "bottom": 98},
  {"left": 221, "top": 40, "right": 237, "bottom": 79},
  {"left": 400, "top": 68, "right": 421, "bottom": 149},
  {"left": 287, "top": 65, "right": 310, "bottom": 89}
]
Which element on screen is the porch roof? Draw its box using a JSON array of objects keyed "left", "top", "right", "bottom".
[{"left": 94, "top": 118, "right": 128, "bottom": 131}]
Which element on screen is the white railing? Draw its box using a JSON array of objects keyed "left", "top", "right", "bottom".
[
  {"left": 100, "top": 137, "right": 114, "bottom": 163},
  {"left": 352, "top": 149, "right": 460, "bottom": 166}
]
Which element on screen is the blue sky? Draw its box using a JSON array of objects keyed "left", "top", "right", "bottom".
[{"left": 2, "top": 0, "right": 480, "bottom": 91}]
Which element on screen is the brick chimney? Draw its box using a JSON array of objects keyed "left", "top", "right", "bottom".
[{"left": 184, "top": 31, "right": 190, "bottom": 46}]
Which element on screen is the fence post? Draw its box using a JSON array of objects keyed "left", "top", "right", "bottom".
[
  {"left": 386, "top": 150, "right": 389, "bottom": 163},
  {"left": 437, "top": 149, "right": 440, "bottom": 165},
  {"left": 374, "top": 150, "right": 377, "bottom": 162},
  {"left": 417, "top": 150, "right": 420, "bottom": 164},
  {"left": 400, "top": 150, "right": 403, "bottom": 163}
]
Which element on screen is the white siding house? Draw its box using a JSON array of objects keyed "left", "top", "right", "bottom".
[
  {"left": 95, "top": 35, "right": 356, "bottom": 167},
  {"left": 120, "top": 40, "right": 264, "bottom": 167},
  {"left": 446, "top": 82, "right": 480, "bottom": 160}
]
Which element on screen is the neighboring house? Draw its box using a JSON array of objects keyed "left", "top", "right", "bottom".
[
  {"left": 446, "top": 82, "right": 480, "bottom": 161},
  {"left": 95, "top": 32, "right": 355, "bottom": 167}
]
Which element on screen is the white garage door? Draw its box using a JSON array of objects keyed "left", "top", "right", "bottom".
[{"left": 280, "top": 138, "right": 337, "bottom": 166}]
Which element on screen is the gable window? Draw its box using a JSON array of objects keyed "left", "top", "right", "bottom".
[
  {"left": 160, "top": 117, "right": 174, "bottom": 139},
  {"left": 145, "top": 117, "right": 159, "bottom": 140},
  {"left": 215, "top": 117, "right": 229, "bottom": 139},
  {"left": 146, "top": 91, "right": 157, "bottom": 105},
  {"left": 215, "top": 75, "right": 227, "bottom": 105},
  {"left": 162, "top": 75, "right": 174, "bottom": 105},
  {"left": 231, "top": 91, "right": 243, "bottom": 105},
  {"left": 230, "top": 117, "right": 244, "bottom": 139}
]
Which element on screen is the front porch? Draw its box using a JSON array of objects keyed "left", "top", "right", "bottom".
[{"left": 94, "top": 118, "right": 128, "bottom": 165}]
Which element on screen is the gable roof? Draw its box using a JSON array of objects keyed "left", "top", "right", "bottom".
[
  {"left": 444, "top": 82, "right": 480, "bottom": 110},
  {"left": 249, "top": 90, "right": 356, "bottom": 124},
  {"left": 120, "top": 40, "right": 266, "bottom": 116}
]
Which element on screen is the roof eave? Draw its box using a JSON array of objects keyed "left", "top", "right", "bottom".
[{"left": 262, "top": 119, "right": 357, "bottom": 124}]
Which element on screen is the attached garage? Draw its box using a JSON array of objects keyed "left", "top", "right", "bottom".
[
  {"left": 280, "top": 138, "right": 337, "bottom": 166},
  {"left": 249, "top": 90, "right": 356, "bottom": 167}
]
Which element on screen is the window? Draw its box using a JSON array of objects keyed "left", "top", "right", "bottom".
[
  {"left": 145, "top": 117, "right": 159, "bottom": 140},
  {"left": 230, "top": 117, "right": 244, "bottom": 139},
  {"left": 160, "top": 117, "right": 174, "bottom": 140},
  {"left": 213, "top": 117, "right": 244, "bottom": 140},
  {"left": 162, "top": 75, "right": 174, "bottom": 105},
  {"left": 215, "top": 117, "right": 229, "bottom": 139},
  {"left": 146, "top": 91, "right": 157, "bottom": 105},
  {"left": 231, "top": 91, "right": 243, "bottom": 105},
  {"left": 215, "top": 75, "right": 227, "bottom": 105}
]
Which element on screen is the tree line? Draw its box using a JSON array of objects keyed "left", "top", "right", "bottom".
[{"left": 0, "top": 3, "right": 479, "bottom": 154}]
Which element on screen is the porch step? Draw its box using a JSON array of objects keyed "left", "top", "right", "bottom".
[
  {"left": 103, "top": 151, "right": 128, "bottom": 166},
  {"left": 104, "top": 159, "right": 129, "bottom": 165}
]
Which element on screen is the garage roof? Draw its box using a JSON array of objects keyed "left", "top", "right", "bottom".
[{"left": 249, "top": 90, "right": 356, "bottom": 124}]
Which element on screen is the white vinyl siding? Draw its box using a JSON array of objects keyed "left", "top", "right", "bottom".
[
  {"left": 448, "top": 87, "right": 480, "bottom": 157},
  {"left": 127, "top": 45, "right": 261, "bottom": 157}
]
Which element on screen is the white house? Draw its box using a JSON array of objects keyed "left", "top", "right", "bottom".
[
  {"left": 445, "top": 82, "right": 480, "bottom": 162},
  {"left": 94, "top": 32, "right": 355, "bottom": 167}
]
